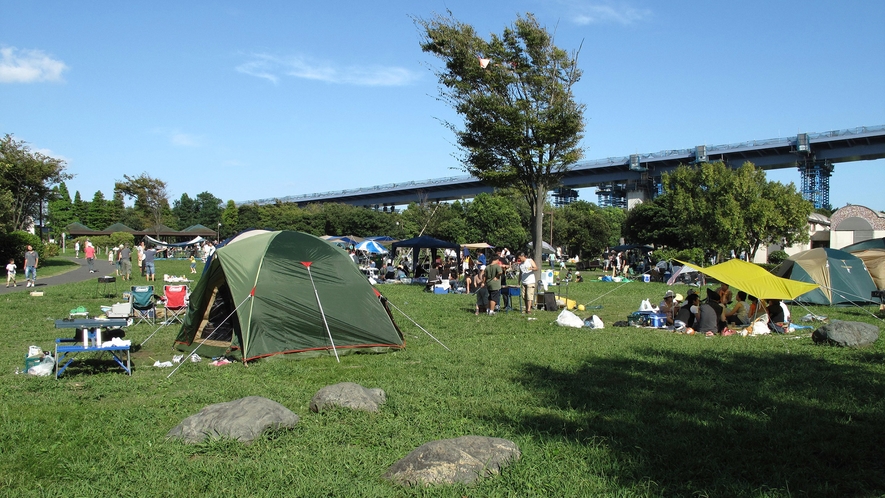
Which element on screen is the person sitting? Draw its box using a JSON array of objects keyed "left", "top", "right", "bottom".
[
  {"left": 717, "top": 283, "right": 733, "bottom": 305},
  {"left": 725, "top": 291, "right": 750, "bottom": 327},
  {"left": 697, "top": 288, "right": 726, "bottom": 336},
  {"left": 765, "top": 298, "right": 791, "bottom": 333},
  {"left": 676, "top": 293, "right": 700, "bottom": 329},
  {"left": 659, "top": 290, "right": 678, "bottom": 325}
]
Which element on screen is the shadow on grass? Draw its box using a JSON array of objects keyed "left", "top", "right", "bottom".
[{"left": 498, "top": 348, "right": 885, "bottom": 496}]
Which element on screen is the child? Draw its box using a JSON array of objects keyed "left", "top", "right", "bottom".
[
  {"left": 6, "top": 258, "right": 17, "bottom": 287},
  {"left": 190, "top": 255, "right": 197, "bottom": 274}
]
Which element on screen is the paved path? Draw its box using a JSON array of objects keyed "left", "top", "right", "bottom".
[{"left": 0, "top": 257, "right": 122, "bottom": 296}]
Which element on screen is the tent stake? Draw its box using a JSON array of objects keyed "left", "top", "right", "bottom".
[{"left": 301, "top": 262, "right": 340, "bottom": 362}]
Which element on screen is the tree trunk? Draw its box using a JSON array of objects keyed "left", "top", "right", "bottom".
[{"left": 531, "top": 184, "right": 547, "bottom": 295}]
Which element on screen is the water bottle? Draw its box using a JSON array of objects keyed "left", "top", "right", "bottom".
[
  {"left": 82, "top": 329, "right": 89, "bottom": 348},
  {"left": 95, "top": 328, "right": 102, "bottom": 347}
]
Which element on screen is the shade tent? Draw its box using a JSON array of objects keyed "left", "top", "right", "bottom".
[
  {"left": 527, "top": 241, "right": 556, "bottom": 253},
  {"left": 143, "top": 235, "right": 206, "bottom": 248},
  {"left": 461, "top": 242, "right": 494, "bottom": 250},
  {"left": 355, "top": 239, "right": 388, "bottom": 255},
  {"left": 175, "top": 230, "right": 404, "bottom": 361},
  {"left": 772, "top": 248, "right": 878, "bottom": 305},
  {"left": 612, "top": 244, "right": 654, "bottom": 253},
  {"left": 392, "top": 235, "right": 461, "bottom": 275},
  {"left": 677, "top": 259, "right": 818, "bottom": 300}
]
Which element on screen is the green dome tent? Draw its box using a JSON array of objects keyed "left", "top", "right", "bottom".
[
  {"left": 175, "top": 230, "right": 403, "bottom": 361},
  {"left": 772, "top": 247, "right": 878, "bottom": 305}
]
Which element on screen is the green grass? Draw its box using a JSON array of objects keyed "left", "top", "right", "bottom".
[
  {"left": 2, "top": 260, "right": 884, "bottom": 496},
  {"left": 31, "top": 256, "right": 81, "bottom": 278}
]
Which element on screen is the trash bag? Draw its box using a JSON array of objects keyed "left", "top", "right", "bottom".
[
  {"left": 28, "top": 356, "right": 55, "bottom": 376},
  {"left": 639, "top": 299, "right": 655, "bottom": 312},
  {"left": 556, "top": 309, "right": 585, "bottom": 328},
  {"left": 583, "top": 315, "right": 604, "bottom": 329}
]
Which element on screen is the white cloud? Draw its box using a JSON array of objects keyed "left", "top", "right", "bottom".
[
  {"left": 236, "top": 53, "right": 418, "bottom": 86},
  {"left": 0, "top": 46, "right": 68, "bottom": 83},
  {"left": 570, "top": 2, "right": 651, "bottom": 25},
  {"left": 170, "top": 132, "right": 201, "bottom": 147}
]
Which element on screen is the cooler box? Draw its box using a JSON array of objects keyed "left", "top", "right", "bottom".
[
  {"left": 648, "top": 313, "right": 667, "bottom": 328},
  {"left": 107, "top": 302, "right": 132, "bottom": 318},
  {"left": 433, "top": 286, "right": 448, "bottom": 294}
]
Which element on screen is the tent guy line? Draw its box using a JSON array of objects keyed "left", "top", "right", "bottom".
[{"left": 385, "top": 299, "right": 451, "bottom": 352}]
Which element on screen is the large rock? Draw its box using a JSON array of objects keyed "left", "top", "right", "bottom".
[
  {"left": 812, "top": 320, "right": 880, "bottom": 347},
  {"left": 167, "top": 396, "right": 299, "bottom": 444},
  {"left": 384, "top": 435, "right": 521, "bottom": 486},
  {"left": 309, "top": 382, "right": 386, "bottom": 413}
]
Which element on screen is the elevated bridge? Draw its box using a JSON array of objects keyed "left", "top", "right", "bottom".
[{"left": 241, "top": 125, "right": 885, "bottom": 210}]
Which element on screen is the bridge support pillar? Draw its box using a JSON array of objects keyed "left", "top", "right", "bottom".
[{"left": 799, "top": 160, "right": 833, "bottom": 210}]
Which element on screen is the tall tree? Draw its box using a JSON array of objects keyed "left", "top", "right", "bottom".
[
  {"left": 114, "top": 173, "right": 170, "bottom": 235},
  {"left": 172, "top": 193, "right": 198, "bottom": 229},
  {"left": 195, "top": 191, "right": 223, "bottom": 228},
  {"left": 464, "top": 192, "right": 527, "bottom": 249},
  {"left": 417, "top": 12, "right": 585, "bottom": 274},
  {"left": 47, "top": 182, "right": 75, "bottom": 237},
  {"left": 86, "top": 190, "right": 111, "bottom": 230},
  {"left": 0, "top": 134, "right": 71, "bottom": 233},
  {"left": 221, "top": 200, "right": 239, "bottom": 238},
  {"left": 72, "top": 191, "right": 88, "bottom": 223}
]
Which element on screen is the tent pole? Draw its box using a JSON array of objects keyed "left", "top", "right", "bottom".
[{"left": 302, "top": 262, "right": 340, "bottom": 362}]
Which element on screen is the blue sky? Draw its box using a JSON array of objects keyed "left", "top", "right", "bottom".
[{"left": 2, "top": 1, "right": 883, "bottom": 211}]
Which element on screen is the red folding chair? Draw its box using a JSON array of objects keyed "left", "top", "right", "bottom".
[{"left": 162, "top": 285, "right": 189, "bottom": 325}]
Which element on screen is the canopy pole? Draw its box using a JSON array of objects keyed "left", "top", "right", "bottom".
[
  {"left": 166, "top": 288, "right": 255, "bottom": 379},
  {"left": 301, "top": 262, "right": 340, "bottom": 362}
]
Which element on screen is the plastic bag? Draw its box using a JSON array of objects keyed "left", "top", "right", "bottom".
[
  {"left": 638, "top": 299, "right": 654, "bottom": 312},
  {"left": 28, "top": 356, "right": 55, "bottom": 376},
  {"left": 556, "top": 309, "right": 585, "bottom": 328},
  {"left": 583, "top": 315, "right": 604, "bottom": 329}
]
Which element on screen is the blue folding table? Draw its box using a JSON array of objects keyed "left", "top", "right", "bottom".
[{"left": 54, "top": 318, "right": 131, "bottom": 378}]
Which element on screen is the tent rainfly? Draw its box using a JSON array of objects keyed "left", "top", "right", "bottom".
[
  {"left": 677, "top": 259, "right": 818, "bottom": 300},
  {"left": 772, "top": 248, "right": 878, "bottom": 305},
  {"left": 175, "top": 230, "right": 404, "bottom": 361}
]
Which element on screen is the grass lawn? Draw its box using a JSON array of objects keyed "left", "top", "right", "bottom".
[{"left": 2, "top": 260, "right": 884, "bottom": 496}]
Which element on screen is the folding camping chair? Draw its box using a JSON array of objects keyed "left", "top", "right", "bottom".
[
  {"left": 162, "top": 285, "right": 188, "bottom": 325},
  {"left": 130, "top": 285, "right": 157, "bottom": 325}
]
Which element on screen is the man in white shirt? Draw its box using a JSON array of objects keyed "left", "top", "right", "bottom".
[{"left": 517, "top": 252, "right": 538, "bottom": 313}]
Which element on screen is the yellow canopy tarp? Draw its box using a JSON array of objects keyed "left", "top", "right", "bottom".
[{"left": 676, "top": 259, "right": 819, "bottom": 300}]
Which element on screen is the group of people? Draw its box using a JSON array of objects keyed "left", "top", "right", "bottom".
[
  {"left": 656, "top": 282, "right": 792, "bottom": 336},
  {"left": 472, "top": 251, "right": 539, "bottom": 315}
]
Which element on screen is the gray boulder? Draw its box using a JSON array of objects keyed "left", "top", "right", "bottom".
[
  {"left": 167, "top": 396, "right": 299, "bottom": 444},
  {"left": 812, "top": 320, "right": 880, "bottom": 347},
  {"left": 310, "top": 382, "right": 386, "bottom": 413},
  {"left": 384, "top": 435, "right": 521, "bottom": 486}
]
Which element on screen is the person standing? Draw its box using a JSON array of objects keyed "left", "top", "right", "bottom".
[
  {"left": 137, "top": 241, "right": 145, "bottom": 277},
  {"left": 84, "top": 241, "right": 96, "bottom": 273},
  {"left": 143, "top": 245, "right": 158, "bottom": 282},
  {"left": 24, "top": 245, "right": 39, "bottom": 286},
  {"left": 6, "top": 258, "right": 17, "bottom": 287},
  {"left": 484, "top": 255, "right": 503, "bottom": 314},
  {"left": 190, "top": 254, "right": 197, "bottom": 274},
  {"left": 119, "top": 244, "right": 132, "bottom": 281},
  {"left": 517, "top": 252, "right": 538, "bottom": 313},
  {"left": 74, "top": 240, "right": 80, "bottom": 258}
]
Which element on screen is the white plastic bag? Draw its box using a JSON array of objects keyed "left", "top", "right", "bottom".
[
  {"left": 583, "top": 315, "right": 604, "bottom": 329},
  {"left": 28, "top": 356, "right": 55, "bottom": 376},
  {"left": 556, "top": 309, "right": 585, "bottom": 328},
  {"left": 639, "top": 299, "right": 654, "bottom": 312}
]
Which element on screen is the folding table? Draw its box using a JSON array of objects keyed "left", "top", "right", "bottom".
[{"left": 54, "top": 318, "right": 130, "bottom": 378}]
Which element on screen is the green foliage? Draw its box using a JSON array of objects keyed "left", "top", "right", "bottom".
[
  {"left": 87, "top": 190, "right": 111, "bottom": 229},
  {"left": 653, "top": 247, "right": 706, "bottom": 267},
  {"left": 464, "top": 193, "right": 526, "bottom": 248},
  {"left": 221, "top": 200, "right": 239, "bottom": 238},
  {"left": 553, "top": 201, "right": 611, "bottom": 259},
  {"left": 628, "top": 162, "right": 813, "bottom": 260},
  {"left": 767, "top": 250, "right": 789, "bottom": 265},
  {"left": 47, "top": 182, "right": 75, "bottom": 238},
  {"left": 0, "top": 134, "right": 71, "bottom": 233},
  {"left": 115, "top": 173, "right": 171, "bottom": 232},
  {"left": 42, "top": 242, "right": 60, "bottom": 258},
  {"left": 416, "top": 12, "right": 585, "bottom": 268},
  {"left": 0, "top": 230, "right": 43, "bottom": 266}
]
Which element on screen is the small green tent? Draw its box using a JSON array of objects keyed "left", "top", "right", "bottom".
[
  {"left": 175, "top": 230, "right": 404, "bottom": 361},
  {"left": 772, "top": 248, "right": 878, "bottom": 305}
]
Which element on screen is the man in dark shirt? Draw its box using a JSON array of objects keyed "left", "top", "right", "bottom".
[
  {"left": 119, "top": 244, "right": 132, "bottom": 280},
  {"left": 484, "top": 256, "right": 503, "bottom": 314}
]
